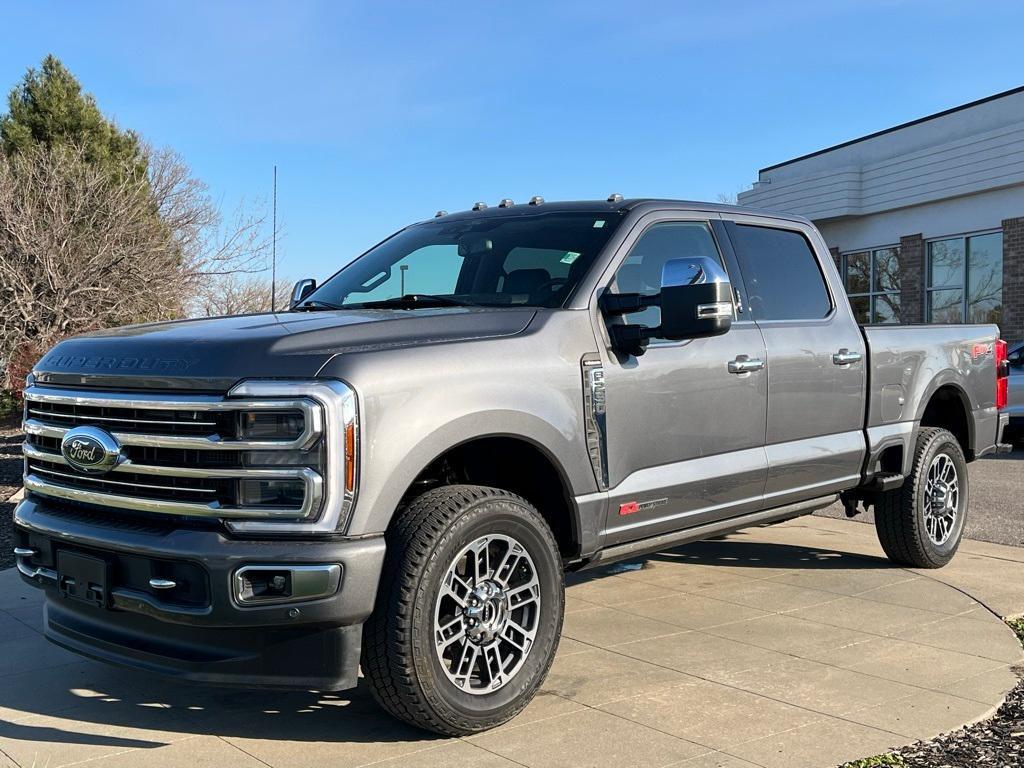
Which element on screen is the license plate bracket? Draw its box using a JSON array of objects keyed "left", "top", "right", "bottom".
[{"left": 57, "top": 551, "right": 110, "bottom": 608}]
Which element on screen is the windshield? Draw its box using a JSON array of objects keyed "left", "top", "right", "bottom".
[{"left": 304, "top": 211, "right": 625, "bottom": 310}]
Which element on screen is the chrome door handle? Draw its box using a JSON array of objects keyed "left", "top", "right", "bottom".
[
  {"left": 833, "top": 349, "right": 863, "bottom": 366},
  {"left": 728, "top": 356, "right": 765, "bottom": 374}
]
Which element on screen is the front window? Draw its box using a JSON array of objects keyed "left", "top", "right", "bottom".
[
  {"left": 927, "top": 232, "right": 1003, "bottom": 324},
  {"left": 843, "top": 247, "right": 901, "bottom": 324},
  {"left": 304, "top": 212, "right": 625, "bottom": 310}
]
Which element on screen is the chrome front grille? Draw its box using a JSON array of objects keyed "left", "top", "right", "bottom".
[
  {"left": 26, "top": 398, "right": 230, "bottom": 436},
  {"left": 21, "top": 380, "right": 359, "bottom": 533}
]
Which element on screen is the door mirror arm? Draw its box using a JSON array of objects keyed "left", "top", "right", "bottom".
[{"left": 600, "top": 292, "right": 660, "bottom": 357}]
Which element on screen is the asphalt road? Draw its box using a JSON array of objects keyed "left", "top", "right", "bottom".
[{"left": 818, "top": 447, "right": 1024, "bottom": 548}]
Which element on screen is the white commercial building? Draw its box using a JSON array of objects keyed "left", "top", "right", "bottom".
[{"left": 738, "top": 86, "right": 1024, "bottom": 341}]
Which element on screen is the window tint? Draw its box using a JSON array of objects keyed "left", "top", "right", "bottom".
[
  {"left": 611, "top": 222, "right": 722, "bottom": 331},
  {"left": 729, "top": 225, "right": 831, "bottom": 321}
]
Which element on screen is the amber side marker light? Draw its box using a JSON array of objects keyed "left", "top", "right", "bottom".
[{"left": 344, "top": 422, "right": 356, "bottom": 492}]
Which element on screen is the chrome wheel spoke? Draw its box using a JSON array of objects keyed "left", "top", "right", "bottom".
[{"left": 507, "top": 576, "right": 540, "bottom": 610}]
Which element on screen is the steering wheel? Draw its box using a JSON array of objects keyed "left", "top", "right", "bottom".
[{"left": 528, "top": 277, "right": 568, "bottom": 301}]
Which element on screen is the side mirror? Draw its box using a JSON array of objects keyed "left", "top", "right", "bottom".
[
  {"left": 658, "top": 257, "right": 733, "bottom": 340},
  {"left": 1009, "top": 349, "right": 1023, "bottom": 368},
  {"left": 290, "top": 279, "right": 317, "bottom": 309}
]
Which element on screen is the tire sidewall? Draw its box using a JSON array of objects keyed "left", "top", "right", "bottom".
[
  {"left": 912, "top": 432, "right": 969, "bottom": 564},
  {"left": 410, "top": 497, "right": 564, "bottom": 728}
]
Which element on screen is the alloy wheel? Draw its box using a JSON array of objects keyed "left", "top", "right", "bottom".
[{"left": 433, "top": 534, "right": 540, "bottom": 695}]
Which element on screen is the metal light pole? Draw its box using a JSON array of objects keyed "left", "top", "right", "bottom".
[{"left": 400, "top": 264, "right": 409, "bottom": 295}]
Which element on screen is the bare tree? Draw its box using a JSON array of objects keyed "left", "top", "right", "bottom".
[
  {"left": 191, "top": 272, "right": 293, "bottom": 317},
  {"left": 0, "top": 143, "right": 270, "bottom": 393}
]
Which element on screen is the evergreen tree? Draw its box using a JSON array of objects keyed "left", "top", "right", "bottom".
[{"left": 0, "top": 54, "right": 146, "bottom": 179}]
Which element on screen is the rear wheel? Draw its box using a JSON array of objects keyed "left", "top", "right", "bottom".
[
  {"left": 362, "top": 485, "right": 564, "bottom": 735},
  {"left": 874, "top": 427, "right": 969, "bottom": 568}
]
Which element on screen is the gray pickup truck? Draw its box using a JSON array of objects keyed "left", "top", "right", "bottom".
[{"left": 13, "top": 197, "right": 1014, "bottom": 735}]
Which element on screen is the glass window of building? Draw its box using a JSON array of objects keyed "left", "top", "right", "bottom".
[
  {"left": 843, "top": 247, "right": 901, "bottom": 324},
  {"left": 927, "top": 232, "right": 1003, "bottom": 324}
]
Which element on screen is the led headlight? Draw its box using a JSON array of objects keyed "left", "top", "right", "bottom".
[
  {"left": 238, "top": 478, "right": 307, "bottom": 508},
  {"left": 238, "top": 410, "right": 305, "bottom": 440},
  {"left": 226, "top": 380, "right": 359, "bottom": 535}
]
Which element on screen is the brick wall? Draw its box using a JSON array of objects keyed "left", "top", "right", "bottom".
[
  {"left": 899, "top": 234, "right": 925, "bottom": 324},
  {"left": 828, "top": 246, "right": 842, "bottom": 272},
  {"left": 1003, "top": 217, "right": 1024, "bottom": 341}
]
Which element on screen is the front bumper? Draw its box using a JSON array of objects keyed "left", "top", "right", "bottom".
[{"left": 13, "top": 496, "right": 385, "bottom": 690}]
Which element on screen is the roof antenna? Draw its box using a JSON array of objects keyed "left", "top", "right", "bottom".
[{"left": 271, "top": 165, "right": 278, "bottom": 312}]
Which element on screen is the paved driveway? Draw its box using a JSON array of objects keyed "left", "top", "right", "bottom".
[{"left": 1, "top": 516, "right": 1021, "bottom": 768}]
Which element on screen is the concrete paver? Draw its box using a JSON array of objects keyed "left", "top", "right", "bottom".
[{"left": 0, "top": 515, "right": 1020, "bottom": 768}]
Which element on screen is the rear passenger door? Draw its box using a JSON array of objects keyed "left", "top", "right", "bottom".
[{"left": 723, "top": 219, "right": 867, "bottom": 506}]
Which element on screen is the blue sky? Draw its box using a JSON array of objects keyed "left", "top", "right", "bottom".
[{"left": 2, "top": 0, "right": 1023, "bottom": 281}]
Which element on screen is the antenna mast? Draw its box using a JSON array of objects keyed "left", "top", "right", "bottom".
[{"left": 271, "top": 165, "right": 278, "bottom": 312}]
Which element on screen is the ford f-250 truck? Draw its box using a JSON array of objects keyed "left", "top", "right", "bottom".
[{"left": 13, "top": 197, "right": 1014, "bottom": 735}]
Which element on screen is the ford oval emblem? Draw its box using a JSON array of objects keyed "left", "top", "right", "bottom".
[{"left": 60, "top": 426, "right": 122, "bottom": 475}]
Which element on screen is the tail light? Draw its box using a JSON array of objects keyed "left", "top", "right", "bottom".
[{"left": 996, "top": 339, "right": 1009, "bottom": 410}]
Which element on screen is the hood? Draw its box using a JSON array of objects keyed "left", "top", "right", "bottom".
[{"left": 32, "top": 307, "right": 537, "bottom": 391}]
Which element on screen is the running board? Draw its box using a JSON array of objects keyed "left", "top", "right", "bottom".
[{"left": 584, "top": 494, "right": 838, "bottom": 570}]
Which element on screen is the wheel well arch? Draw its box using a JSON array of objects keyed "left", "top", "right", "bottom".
[
  {"left": 919, "top": 384, "right": 973, "bottom": 460},
  {"left": 398, "top": 434, "right": 581, "bottom": 560}
]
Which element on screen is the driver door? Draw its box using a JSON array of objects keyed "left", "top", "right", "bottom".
[{"left": 595, "top": 214, "right": 769, "bottom": 547}]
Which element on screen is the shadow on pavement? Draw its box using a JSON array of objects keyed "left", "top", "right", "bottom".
[
  {"left": 568, "top": 530, "right": 893, "bottom": 586},
  {"left": 652, "top": 534, "right": 892, "bottom": 571},
  {"left": 0, "top": 661, "right": 442, "bottom": 750}
]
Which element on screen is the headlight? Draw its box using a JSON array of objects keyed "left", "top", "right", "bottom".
[
  {"left": 225, "top": 380, "right": 359, "bottom": 536},
  {"left": 239, "top": 478, "right": 307, "bottom": 507},
  {"left": 238, "top": 410, "right": 305, "bottom": 440}
]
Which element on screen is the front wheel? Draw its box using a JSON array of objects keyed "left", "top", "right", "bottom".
[
  {"left": 874, "top": 427, "right": 969, "bottom": 568},
  {"left": 361, "top": 485, "right": 564, "bottom": 735}
]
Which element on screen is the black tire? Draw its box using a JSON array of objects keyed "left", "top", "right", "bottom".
[
  {"left": 874, "top": 427, "right": 969, "bottom": 568},
  {"left": 361, "top": 485, "right": 564, "bottom": 736}
]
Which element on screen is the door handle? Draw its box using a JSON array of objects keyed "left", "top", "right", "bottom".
[
  {"left": 833, "top": 349, "right": 863, "bottom": 366},
  {"left": 728, "top": 355, "right": 765, "bottom": 374}
]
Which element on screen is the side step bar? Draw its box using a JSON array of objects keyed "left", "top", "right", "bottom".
[{"left": 584, "top": 494, "right": 838, "bottom": 570}]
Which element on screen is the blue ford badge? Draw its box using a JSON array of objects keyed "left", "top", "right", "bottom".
[{"left": 60, "top": 426, "right": 122, "bottom": 475}]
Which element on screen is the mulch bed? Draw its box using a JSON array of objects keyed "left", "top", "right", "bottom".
[
  {"left": 892, "top": 676, "right": 1024, "bottom": 767},
  {"left": 0, "top": 414, "right": 22, "bottom": 571}
]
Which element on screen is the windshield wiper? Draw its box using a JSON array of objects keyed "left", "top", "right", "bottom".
[
  {"left": 344, "top": 294, "right": 480, "bottom": 310},
  {"left": 293, "top": 300, "right": 344, "bottom": 311}
]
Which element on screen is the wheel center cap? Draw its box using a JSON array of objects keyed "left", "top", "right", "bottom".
[
  {"left": 463, "top": 581, "right": 509, "bottom": 645},
  {"left": 930, "top": 483, "right": 950, "bottom": 510}
]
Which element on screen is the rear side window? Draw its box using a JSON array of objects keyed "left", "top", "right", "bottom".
[{"left": 729, "top": 224, "right": 831, "bottom": 321}]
